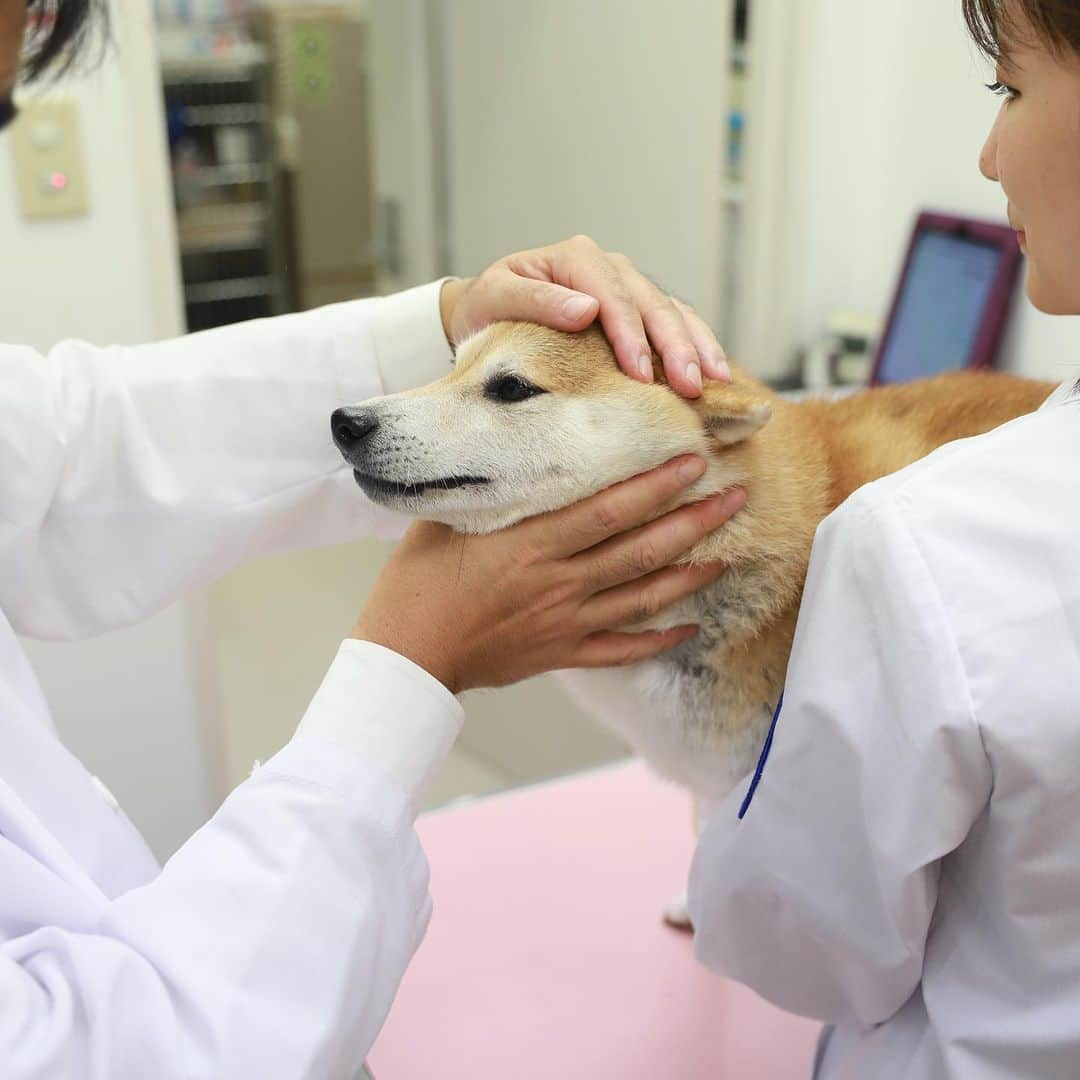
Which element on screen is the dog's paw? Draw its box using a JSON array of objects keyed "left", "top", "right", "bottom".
[{"left": 662, "top": 890, "right": 693, "bottom": 931}]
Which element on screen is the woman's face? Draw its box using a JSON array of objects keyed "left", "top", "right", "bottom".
[{"left": 979, "top": 11, "right": 1080, "bottom": 314}]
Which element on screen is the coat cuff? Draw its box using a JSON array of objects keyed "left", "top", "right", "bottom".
[
  {"left": 370, "top": 280, "right": 456, "bottom": 396},
  {"left": 287, "top": 639, "right": 464, "bottom": 816}
]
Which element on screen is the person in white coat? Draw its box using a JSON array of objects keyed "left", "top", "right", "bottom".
[
  {"left": 0, "top": 4, "right": 743, "bottom": 1077},
  {"left": 688, "top": 3, "right": 1080, "bottom": 1076}
]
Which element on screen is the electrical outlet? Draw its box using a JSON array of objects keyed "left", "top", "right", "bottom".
[{"left": 9, "top": 99, "right": 89, "bottom": 220}]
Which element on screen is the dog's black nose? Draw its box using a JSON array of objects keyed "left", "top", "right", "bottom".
[{"left": 331, "top": 408, "right": 379, "bottom": 452}]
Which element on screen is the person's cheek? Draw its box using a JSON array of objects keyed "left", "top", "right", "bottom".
[
  {"left": 1022, "top": 134, "right": 1080, "bottom": 313},
  {"left": 1056, "top": 211, "right": 1080, "bottom": 313},
  {"left": 1059, "top": 142, "right": 1080, "bottom": 311},
  {"left": 994, "top": 132, "right": 1020, "bottom": 221}
]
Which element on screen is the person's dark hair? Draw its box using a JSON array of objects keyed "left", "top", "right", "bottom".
[
  {"left": 963, "top": 0, "right": 1080, "bottom": 61},
  {"left": 22, "top": 0, "right": 108, "bottom": 82}
]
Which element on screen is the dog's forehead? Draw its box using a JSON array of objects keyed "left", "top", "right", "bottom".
[{"left": 453, "top": 322, "right": 621, "bottom": 392}]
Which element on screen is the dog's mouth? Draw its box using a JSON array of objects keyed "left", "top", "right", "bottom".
[{"left": 352, "top": 470, "right": 491, "bottom": 499}]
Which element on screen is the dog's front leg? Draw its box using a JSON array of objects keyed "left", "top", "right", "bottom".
[{"left": 662, "top": 795, "right": 710, "bottom": 930}]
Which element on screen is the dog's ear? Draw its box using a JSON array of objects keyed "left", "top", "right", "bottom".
[{"left": 697, "top": 386, "right": 773, "bottom": 446}]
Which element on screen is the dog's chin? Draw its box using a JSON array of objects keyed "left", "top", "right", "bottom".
[
  {"left": 352, "top": 469, "right": 551, "bottom": 534},
  {"left": 352, "top": 469, "right": 489, "bottom": 501},
  {"left": 351, "top": 469, "right": 492, "bottom": 528}
]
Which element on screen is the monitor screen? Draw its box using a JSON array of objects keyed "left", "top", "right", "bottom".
[{"left": 874, "top": 228, "right": 1005, "bottom": 384}]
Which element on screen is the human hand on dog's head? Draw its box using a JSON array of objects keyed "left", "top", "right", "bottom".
[
  {"left": 439, "top": 234, "right": 730, "bottom": 400},
  {"left": 350, "top": 455, "right": 745, "bottom": 694}
]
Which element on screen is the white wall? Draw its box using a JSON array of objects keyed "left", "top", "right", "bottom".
[
  {"left": 785, "top": 0, "right": 1080, "bottom": 384},
  {"left": 1, "top": 5, "right": 183, "bottom": 345},
  {"left": 0, "top": 1, "right": 219, "bottom": 859}
]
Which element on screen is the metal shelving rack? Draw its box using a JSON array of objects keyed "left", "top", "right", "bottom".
[{"left": 161, "top": 51, "right": 290, "bottom": 332}]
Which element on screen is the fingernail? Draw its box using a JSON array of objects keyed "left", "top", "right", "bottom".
[
  {"left": 707, "top": 350, "right": 732, "bottom": 382},
  {"left": 561, "top": 294, "right": 595, "bottom": 321},
  {"left": 699, "top": 349, "right": 724, "bottom": 379},
  {"left": 687, "top": 361, "right": 703, "bottom": 393},
  {"left": 677, "top": 456, "right": 707, "bottom": 484},
  {"left": 638, "top": 353, "right": 654, "bottom": 381},
  {"left": 717, "top": 486, "right": 747, "bottom": 514}
]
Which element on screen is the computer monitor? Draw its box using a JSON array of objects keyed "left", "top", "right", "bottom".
[{"left": 869, "top": 211, "right": 1024, "bottom": 386}]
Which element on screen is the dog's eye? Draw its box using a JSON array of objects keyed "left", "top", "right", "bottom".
[{"left": 484, "top": 375, "right": 546, "bottom": 404}]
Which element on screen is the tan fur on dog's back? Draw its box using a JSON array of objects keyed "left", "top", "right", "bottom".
[
  {"left": 684, "top": 359, "right": 1052, "bottom": 570},
  {"left": 813, "top": 372, "right": 1053, "bottom": 506}
]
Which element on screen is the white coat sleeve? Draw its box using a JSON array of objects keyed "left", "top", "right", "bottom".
[
  {"left": 0, "top": 282, "right": 452, "bottom": 640},
  {"left": 0, "top": 639, "right": 464, "bottom": 1079},
  {"left": 688, "top": 486, "right": 992, "bottom": 1027}
]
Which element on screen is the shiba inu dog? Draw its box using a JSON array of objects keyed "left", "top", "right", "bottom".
[{"left": 331, "top": 321, "right": 1051, "bottom": 806}]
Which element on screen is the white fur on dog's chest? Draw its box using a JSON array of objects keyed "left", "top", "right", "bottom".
[
  {"left": 556, "top": 656, "right": 772, "bottom": 801},
  {"left": 557, "top": 574, "right": 786, "bottom": 800}
]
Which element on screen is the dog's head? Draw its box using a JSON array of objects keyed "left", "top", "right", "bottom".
[{"left": 331, "top": 321, "right": 773, "bottom": 533}]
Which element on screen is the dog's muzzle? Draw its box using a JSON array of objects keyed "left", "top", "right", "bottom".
[{"left": 330, "top": 406, "right": 491, "bottom": 500}]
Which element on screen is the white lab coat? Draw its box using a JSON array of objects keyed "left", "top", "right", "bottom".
[
  {"left": 689, "top": 378, "right": 1080, "bottom": 1078},
  {"left": 0, "top": 282, "right": 466, "bottom": 1078}
]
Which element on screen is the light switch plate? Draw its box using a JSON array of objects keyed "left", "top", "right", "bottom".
[{"left": 9, "top": 99, "right": 89, "bottom": 220}]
